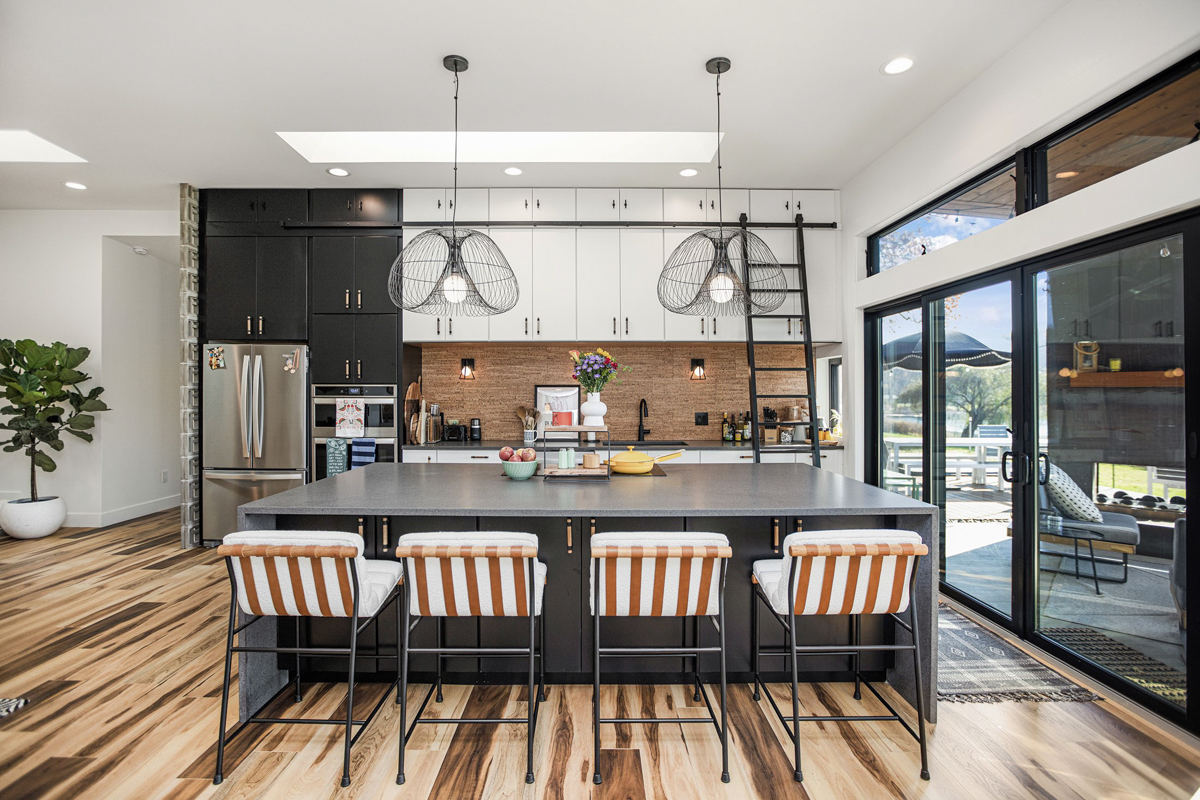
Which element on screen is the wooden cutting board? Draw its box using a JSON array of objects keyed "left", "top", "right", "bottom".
[{"left": 403, "top": 379, "right": 421, "bottom": 445}]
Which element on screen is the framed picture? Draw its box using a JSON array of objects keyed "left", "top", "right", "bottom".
[{"left": 535, "top": 385, "right": 580, "bottom": 439}]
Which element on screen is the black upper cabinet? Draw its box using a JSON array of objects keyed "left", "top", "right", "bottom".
[
  {"left": 205, "top": 189, "right": 308, "bottom": 222},
  {"left": 255, "top": 238, "right": 308, "bottom": 340},
  {"left": 205, "top": 237, "right": 257, "bottom": 339},
  {"left": 311, "top": 236, "right": 399, "bottom": 314},
  {"left": 310, "top": 189, "right": 399, "bottom": 222},
  {"left": 205, "top": 237, "right": 306, "bottom": 341}
]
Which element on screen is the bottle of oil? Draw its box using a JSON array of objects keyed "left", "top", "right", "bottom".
[{"left": 733, "top": 412, "right": 743, "bottom": 443}]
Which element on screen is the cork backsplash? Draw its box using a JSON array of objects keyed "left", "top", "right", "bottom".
[{"left": 416, "top": 342, "right": 808, "bottom": 441}]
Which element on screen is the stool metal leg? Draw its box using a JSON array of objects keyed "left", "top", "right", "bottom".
[
  {"left": 852, "top": 614, "right": 862, "bottom": 701},
  {"left": 592, "top": 572, "right": 602, "bottom": 786},
  {"left": 787, "top": 608, "right": 803, "bottom": 782},
  {"left": 213, "top": 583, "right": 237, "bottom": 785},
  {"left": 397, "top": 593, "right": 411, "bottom": 785},
  {"left": 909, "top": 563, "right": 930, "bottom": 781},
  {"left": 718, "top": 565, "right": 730, "bottom": 784},
  {"left": 435, "top": 616, "right": 444, "bottom": 703},
  {"left": 1087, "top": 539, "right": 1101, "bottom": 595},
  {"left": 526, "top": 559, "right": 536, "bottom": 785},
  {"left": 341, "top": 585, "right": 360, "bottom": 787},
  {"left": 294, "top": 616, "right": 303, "bottom": 703},
  {"left": 691, "top": 615, "right": 702, "bottom": 702},
  {"left": 538, "top": 607, "right": 547, "bottom": 703},
  {"left": 751, "top": 586, "right": 761, "bottom": 701}
]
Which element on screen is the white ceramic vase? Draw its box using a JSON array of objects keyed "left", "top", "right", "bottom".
[
  {"left": 0, "top": 496, "right": 67, "bottom": 539},
  {"left": 580, "top": 392, "right": 607, "bottom": 440}
]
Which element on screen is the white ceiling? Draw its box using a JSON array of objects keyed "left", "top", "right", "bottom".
[{"left": 0, "top": 0, "right": 1067, "bottom": 210}]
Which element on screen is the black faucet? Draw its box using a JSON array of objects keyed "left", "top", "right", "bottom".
[{"left": 638, "top": 399, "right": 650, "bottom": 441}]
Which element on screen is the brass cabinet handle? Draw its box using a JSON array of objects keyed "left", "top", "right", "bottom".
[
  {"left": 344, "top": 360, "right": 349, "bottom": 379},
  {"left": 345, "top": 289, "right": 350, "bottom": 309},
  {"left": 795, "top": 518, "right": 803, "bottom": 533},
  {"left": 246, "top": 316, "right": 251, "bottom": 335},
  {"left": 356, "top": 360, "right": 362, "bottom": 380},
  {"left": 566, "top": 518, "right": 573, "bottom": 553},
  {"left": 258, "top": 316, "right": 263, "bottom": 335},
  {"left": 357, "top": 516, "right": 364, "bottom": 536},
  {"left": 740, "top": 454, "right": 753, "bottom": 459},
  {"left": 772, "top": 518, "right": 779, "bottom": 553},
  {"left": 382, "top": 517, "right": 390, "bottom": 549},
  {"left": 357, "top": 289, "right": 362, "bottom": 309},
  {"left": 590, "top": 518, "right": 596, "bottom": 537}
]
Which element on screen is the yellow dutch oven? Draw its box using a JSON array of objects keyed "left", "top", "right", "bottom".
[{"left": 604, "top": 446, "right": 685, "bottom": 474}]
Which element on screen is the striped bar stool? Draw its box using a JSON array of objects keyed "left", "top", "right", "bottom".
[
  {"left": 213, "top": 531, "right": 403, "bottom": 787},
  {"left": 590, "top": 532, "right": 732, "bottom": 785},
  {"left": 751, "top": 530, "right": 930, "bottom": 783},
  {"left": 394, "top": 532, "right": 546, "bottom": 786}
]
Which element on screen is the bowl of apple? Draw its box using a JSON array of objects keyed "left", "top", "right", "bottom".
[{"left": 499, "top": 447, "right": 539, "bottom": 480}]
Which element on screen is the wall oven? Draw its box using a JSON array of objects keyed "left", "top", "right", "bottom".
[{"left": 311, "top": 384, "right": 398, "bottom": 480}]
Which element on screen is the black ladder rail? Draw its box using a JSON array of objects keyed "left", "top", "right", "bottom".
[{"left": 741, "top": 212, "right": 822, "bottom": 467}]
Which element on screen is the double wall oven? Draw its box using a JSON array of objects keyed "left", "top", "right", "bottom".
[{"left": 311, "top": 384, "right": 399, "bottom": 480}]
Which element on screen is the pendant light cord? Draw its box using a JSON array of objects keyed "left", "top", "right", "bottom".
[
  {"left": 451, "top": 68, "right": 460, "bottom": 233},
  {"left": 715, "top": 69, "right": 723, "bottom": 233}
]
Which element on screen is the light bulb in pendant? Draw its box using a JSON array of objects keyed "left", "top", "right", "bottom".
[
  {"left": 442, "top": 273, "right": 469, "bottom": 304},
  {"left": 708, "top": 273, "right": 735, "bottom": 304}
]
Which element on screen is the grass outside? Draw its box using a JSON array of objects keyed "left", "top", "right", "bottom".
[{"left": 1098, "top": 462, "right": 1186, "bottom": 500}]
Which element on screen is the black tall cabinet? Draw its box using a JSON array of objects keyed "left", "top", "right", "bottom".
[{"left": 204, "top": 237, "right": 307, "bottom": 341}]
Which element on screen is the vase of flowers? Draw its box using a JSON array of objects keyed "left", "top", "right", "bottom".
[{"left": 568, "top": 349, "right": 628, "bottom": 439}]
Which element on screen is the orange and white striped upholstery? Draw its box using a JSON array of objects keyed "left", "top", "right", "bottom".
[
  {"left": 590, "top": 532, "right": 731, "bottom": 617},
  {"left": 752, "top": 530, "right": 927, "bottom": 617},
  {"left": 394, "top": 532, "right": 546, "bottom": 617},
  {"left": 220, "top": 531, "right": 403, "bottom": 618}
]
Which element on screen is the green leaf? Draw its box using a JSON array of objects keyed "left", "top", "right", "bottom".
[
  {"left": 36, "top": 406, "right": 64, "bottom": 423},
  {"left": 62, "top": 346, "right": 90, "bottom": 370},
  {"left": 47, "top": 438, "right": 64, "bottom": 451},
  {"left": 68, "top": 414, "right": 95, "bottom": 430},
  {"left": 32, "top": 450, "right": 57, "bottom": 472},
  {"left": 57, "top": 368, "right": 85, "bottom": 385},
  {"left": 80, "top": 398, "right": 108, "bottom": 412},
  {"left": 65, "top": 429, "right": 93, "bottom": 443},
  {"left": 2, "top": 442, "right": 22, "bottom": 453}
]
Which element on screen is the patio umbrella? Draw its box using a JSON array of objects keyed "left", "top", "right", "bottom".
[{"left": 882, "top": 330, "right": 1011, "bottom": 370}]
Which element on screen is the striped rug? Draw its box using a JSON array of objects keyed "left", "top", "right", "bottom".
[
  {"left": 938, "top": 606, "right": 1099, "bottom": 702},
  {"left": 1042, "top": 627, "right": 1186, "bottom": 707}
]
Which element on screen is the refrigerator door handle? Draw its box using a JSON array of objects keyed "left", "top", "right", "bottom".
[
  {"left": 253, "top": 354, "right": 264, "bottom": 459},
  {"left": 206, "top": 471, "right": 306, "bottom": 481},
  {"left": 239, "top": 354, "right": 251, "bottom": 459}
]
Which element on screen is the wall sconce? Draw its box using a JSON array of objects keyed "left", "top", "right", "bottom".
[
  {"left": 690, "top": 358, "right": 706, "bottom": 380},
  {"left": 460, "top": 358, "right": 476, "bottom": 380}
]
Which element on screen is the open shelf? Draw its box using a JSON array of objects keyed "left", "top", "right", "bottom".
[{"left": 1068, "top": 371, "right": 1184, "bottom": 389}]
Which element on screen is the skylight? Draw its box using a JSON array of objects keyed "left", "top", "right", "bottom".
[
  {"left": 276, "top": 131, "right": 721, "bottom": 164},
  {"left": 0, "top": 131, "right": 86, "bottom": 162}
]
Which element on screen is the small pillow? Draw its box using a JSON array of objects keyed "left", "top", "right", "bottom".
[{"left": 1046, "top": 464, "right": 1102, "bottom": 523}]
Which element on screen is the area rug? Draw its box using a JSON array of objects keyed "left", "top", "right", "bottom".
[
  {"left": 0, "top": 698, "right": 28, "bottom": 718},
  {"left": 938, "top": 606, "right": 1099, "bottom": 703},
  {"left": 1041, "top": 627, "right": 1186, "bottom": 707}
]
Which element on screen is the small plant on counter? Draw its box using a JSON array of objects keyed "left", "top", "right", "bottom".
[
  {"left": 568, "top": 348, "right": 630, "bottom": 394},
  {"left": 0, "top": 339, "right": 109, "bottom": 502}
]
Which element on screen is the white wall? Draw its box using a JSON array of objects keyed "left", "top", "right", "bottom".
[
  {"left": 0, "top": 210, "right": 176, "bottom": 526},
  {"left": 836, "top": 1, "right": 1200, "bottom": 478},
  {"left": 100, "top": 237, "right": 181, "bottom": 525}
]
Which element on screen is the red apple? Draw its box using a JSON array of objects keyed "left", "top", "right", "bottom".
[
  {"left": 519, "top": 448, "right": 537, "bottom": 462},
  {"left": 499, "top": 447, "right": 515, "bottom": 462}
]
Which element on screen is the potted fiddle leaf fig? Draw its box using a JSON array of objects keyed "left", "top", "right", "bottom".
[{"left": 0, "top": 339, "right": 108, "bottom": 539}]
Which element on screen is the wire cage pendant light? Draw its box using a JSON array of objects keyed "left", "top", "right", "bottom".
[
  {"left": 389, "top": 55, "right": 518, "bottom": 317},
  {"left": 658, "top": 58, "right": 786, "bottom": 317}
]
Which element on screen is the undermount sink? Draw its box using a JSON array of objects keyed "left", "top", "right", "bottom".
[{"left": 609, "top": 440, "right": 690, "bottom": 447}]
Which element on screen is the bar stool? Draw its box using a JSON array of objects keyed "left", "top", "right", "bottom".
[
  {"left": 590, "top": 531, "right": 732, "bottom": 785},
  {"left": 394, "top": 532, "right": 546, "bottom": 786},
  {"left": 751, "top": 529, "right": 930, "bottom": 783},
  {"left": 213, "top": 530, "right": 403, "bottom": 787}
]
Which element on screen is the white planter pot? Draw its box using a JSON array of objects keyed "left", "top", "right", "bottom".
[
  {"left": 0, "top": 496, "right": 67, "bottom": 539},
  {"left": 580, "top": 392, "right": 608, "bottom": 440}
]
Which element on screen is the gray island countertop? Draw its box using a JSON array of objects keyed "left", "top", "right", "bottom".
[{"left": 240, "top": 462, "right": 926, "bottom": 518}]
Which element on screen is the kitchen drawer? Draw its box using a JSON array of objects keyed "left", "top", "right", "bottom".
[
  {"left": 401, "top": 450, "right": 437, "bottom": 464},
  {"left": 698, "top": 450, "right": 757, "bottom": 464},
  {"left": 436, "top": 450, "right": 502, "bottom": 464}
]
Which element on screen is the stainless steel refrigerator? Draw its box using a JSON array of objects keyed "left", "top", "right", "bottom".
[{"left": 202, "top": 343, "right": 307, "bottom": 543}]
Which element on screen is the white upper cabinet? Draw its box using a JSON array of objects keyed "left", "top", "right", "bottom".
[
  {"left": 619, "top": 189, "right": 663, "bottom": 222},
  {"left": 533, "top": 189, "right": 576, "bottom": 221},
  {"left": 403, "top": 190, "right": 446, "bottom": 222},
  {"left": 447, "top": 188, "right": 489, "bottom": 222},
  {"left": 663, "top": 188, "right": 707, "bottom": 223},
  {"left": 792, "top": 190, "right": 837, "bottom": 223},
  {"left": 532, "top": 229, "right": 576, "bottom": 341},
  {"left": 576, "top": 229, "right": 622, "bottom": 340},
  {"left": 576, "top": 189, "right": 620, "bottom": 221},
  {"left": 489, "top": 188, "right": 533, "bottom": 222},
  {"left": 444, "top": 312, "right": 489, "bottom": 341},
  {"left": 486, "top": 228, "right": 534, "bottom": 340},
  {"left": 803, "top": 229, "right": 840, "bottom": 342},
  {"left": 619, "top": 229, "right": 664, "bottom": 341},
  {"left": 705, "top": 189, "right": 750, "bottom": 223},
  {"left": 749, "top": 190, "right": 795, "bottom": 224},
  {"left": 662, "top": 229, "right": 706, "bottom": 341},
  {"left": 400, "top": 228, "right": 442, "bottom": 342}
]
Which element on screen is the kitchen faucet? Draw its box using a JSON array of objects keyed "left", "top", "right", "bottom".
[{"left": 638, "top": 399, "right": 650, "bottom": 441}]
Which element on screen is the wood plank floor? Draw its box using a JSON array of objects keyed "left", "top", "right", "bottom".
[{"left": 1, "top": 510, "right": 1198, "bottom": 799}]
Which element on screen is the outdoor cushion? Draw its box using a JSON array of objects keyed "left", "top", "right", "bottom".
[
  {"left": 1045, "top": 464, "right": 1103, "bottom": 523},
  {"left": 1060, "top": 510, "right": 1140, "bottom": 546}
]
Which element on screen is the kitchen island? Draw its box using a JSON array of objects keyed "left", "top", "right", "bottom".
[{"left": 234, "top": 462, "right": 938, "bottom": 722}]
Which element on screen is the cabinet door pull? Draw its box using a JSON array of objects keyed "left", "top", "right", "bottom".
[
  {"left": 346, "top": 199, "right": 352, "bottom": 211},
  {"left": 785, "top": 200, "right": 789, "bottom": 210},
  {"left": 358, "top": 200, "right": 363, "bottom": 212},
  {"left": 249, "top": 200, "right": 256, "bottom": 212},
  {"left": 611, "top": 199, "right": 616, "bottom": 209},
  {"left": 344, "top": 360, "right": 350, "bottom": 379},
  {"left": 525, "top": 198, "right": 529, "bottom": 209},
  {"left": 536, "top": 199, "right": 540, "bottom": 209},
  {"left": 712, "top": 318, "right": 717, "bottom": 335},
  {"left": 470, "top": 455, "right": 489, "bottom": 459},
  {"left": 525, "top": 317, "right": 528, "bottom": 336},
  {"left": 246, "top": 316, "right": 252, "bottom": 335},
  {"left": 788, "top": 319, "right": 791, "bottom": 335},
  {"left": 625, "top": 317, "right": 629, "bottom": 335},
  {"left": 382, "top": 517, "right": 390, "bottom": 549},
  {"left": 623, "top": 199, "right": 628, "bottom": 209},
  {"left": 258, "top": 316, "right": 263, "bottom": 335},
  {"left": 537, "top": 317, "right": 540, "bottom": 336},
  {"left": 345, "top": 289, "right": 350, "bottom": 309},
  {"left": 357, "top": 289, "right": 362, "bottom": 309},
  {"left": 566, "top": 518, "right": 573, "bottom": 553},
  {"left": 701, "top": 318, "right": 705, "bottom": 336},
  {"left": 437, "top": 199, "right": 442, "bottom": 209},
  {"left": 589, "top": 518, "right": 596, "bottom": 537},
  {"left": 613, "top": 317, "right": 617, "bottom": 335},
  {"left": 699, "top": 199, "right": 704, "bottom": 209},
  {"left": 357, "top": 516, "right": 364, "bottom": 536},
  {"left": 356, "top": 360, "right": 362, "bottom": 380},
  {"left": 795, "top": 519, "right": 803, "bottom": 533},
  {"left": 436, "top": 318, "right": 440, "bottom": 336},
  {"left": 448, "top": 318, "right": 453, "bottom": 336},
  {"left": 261, "top": 200, "right": 267, "bottom": 212},
  {"left": 740, "top": 454, "right": 753, "bottom": 459},
  {"left": 772, "top": 518, "right": 780, "bottom": 553}
]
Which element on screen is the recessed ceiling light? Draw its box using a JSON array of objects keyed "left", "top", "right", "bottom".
[
  {"left": 679, "top": 168, "right": 698, "bottom": 177},
  {"left": 0, "top": 130, "right": 86, "bottom": 162},
  {"left": 277, "top": 131, "right": 721, "bottom": 163},
  {"left": 504, "top": 167, "right": 522, "bottom": 175},
  {"left": 326, "top": 167, "right": 350, "bottom": 177},
  {"left": 64, "top": 181, "right": 87, "bottom": 190},
  {"left": 881, "top": 57, "right": 914, "bottom": 75},
  {"left": 1055, "top": 171, "right": 1079, "bottom": 178},
  {"left": 132, "top": 246, "right": 148, "bottom": 256}
]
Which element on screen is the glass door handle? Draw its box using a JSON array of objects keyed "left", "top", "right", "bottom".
[
  {"left": 1001, "top": 451, "right": 1014, "bottom": 483},
  {"left": 1037, "top": 453, "right": 1050, "bottom": 485}
]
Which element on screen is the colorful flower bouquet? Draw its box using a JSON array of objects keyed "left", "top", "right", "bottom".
[{"left": 568, "top": 348, "right": 629, "bottom": 394}]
